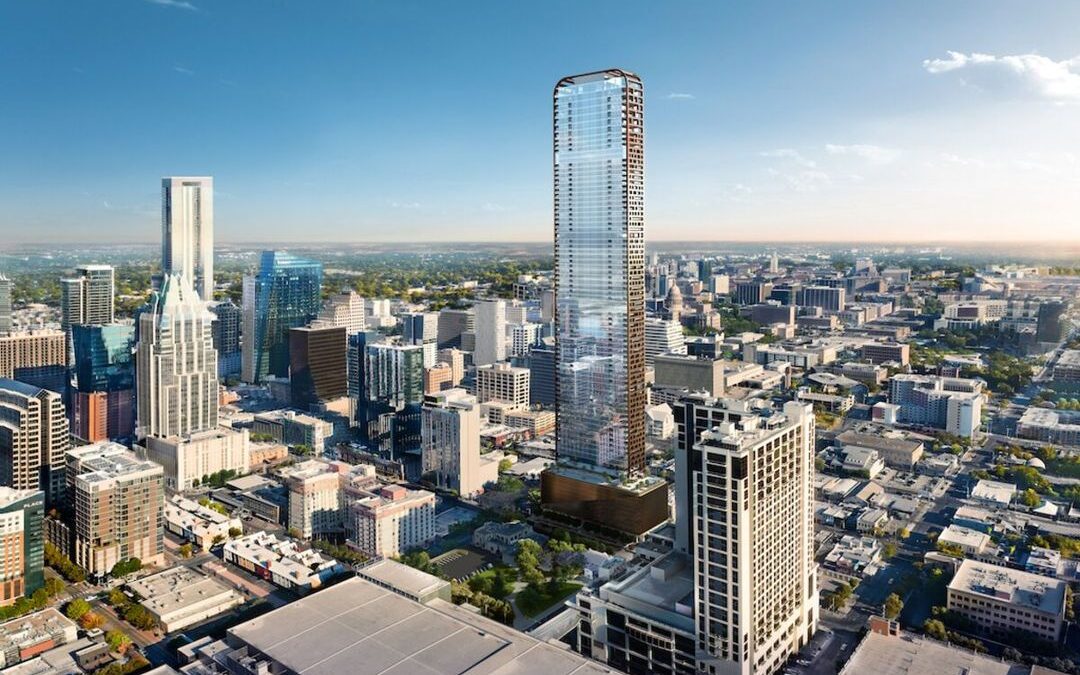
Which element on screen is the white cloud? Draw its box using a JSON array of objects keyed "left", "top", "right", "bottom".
[
  {"left": 765, "top": 167, "right": 831, "bottom": 193},
  {"left": 173, "top": 65, "right": 194, "bottom": 75},
  {"left": 760, "top": 148, "right": 816, "bottom": 168},
  {"left": 825, "top": 143, "right": 900, "bottom": 164},
  {"left": 481, "top": 202, "right": 505, "bottom": 212},
  {"left": 146, "top": 0, "right": 198, "bottom": 10},
  {"left": 666, "top": 93, "right": 695, "bottom": 100},
  {"left": 923, "top": 50, "right": 1080, "bottom": 102},
  {"left": 390, "top": 201, "right": 421, "bottom": 209}
]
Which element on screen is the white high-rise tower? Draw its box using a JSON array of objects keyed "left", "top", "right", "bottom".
[
  {"left": 136, "top": 274, "right": 218, "bottom": 439},
  {"left": 162, "top": 177, "right": 214, "bottom": 302}
]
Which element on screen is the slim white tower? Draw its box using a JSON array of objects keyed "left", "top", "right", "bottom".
[{"left": 162, "top": 177, "right": 214, "bottom": 302}]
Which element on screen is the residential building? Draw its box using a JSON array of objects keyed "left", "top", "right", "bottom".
[
  {"left": 161, "top": 176, "right": 214, "bottom": 302},
  {"left": 0, "top": 379, "right": 67, "bottom": 505},
  {"left": 348, "top": 483, "right": 435, "bottom": 558},
  {"left": 0, "top": 488, "right": 43, "bottom": 606},
  {"left": 473, "top": 300, "right": 506, "bottom": 366},
  {"left": 645, "top": 403, "right": 674, "bottom": 439},
  {"left": 403, "top": 312, "right": 439, "bottom": 368},
  {"left": 356, "top": 342, "right": 424, "bottom": 456},
  {"left": 0, "top": 330, "right": 67, "bottom": 395},
  {"left": 60, "top": 265, "right": 115, "bottom": 331},
  {"left": 223, "top": 531, "right": 346, "bottom": 592},
  {"left": 509, "top": 322, "right": 541, "bottom": 358},
  {"left": 475, "top": 362, "right": 529, "bottom": 410},
  {"left": 672, "top": 396, "right": 818, "bottom": 674},
  {"left": 422, "top": 389, "right": 497, "bottom": 497},
  {"left": 315, "top": 290, "right": 365, "bottom": 334},
  {"left": 435, "top": 348, "right": 465, "bottom": 386},
  {"left": 0, "top": 276, "right": 10, "bottom": 338},
  {"left": 144, "top": 427, "right": 250, "bottom": 491},
  {"left": 423, "top": 362, "right": 453, "bottom": 395},
  {"left": 644, "top": 318, "right": 686, "bottom": 367},
  {"left": 136, "top": 274, "right": 218, "bottom": 440},
  {"left": 289, "top": 325, "right": 347, "bottom": 408},
  {"left": 242, "top": 251, "right": 323, "bottom": 383},
  {"left": 947, "top": 559, "right": 1066, "bottom": 642},
  {"left": 209, "top": 299, "right": 242, "bottom": 378},
  {"left": 280, "top": 460, "right": 344, "bottom": 538},
  {"left": 70, "top": 323, "right": 134, "bottom": 443},
  {"left": 67, "top": 442, "right": 163, "bottom": 576},
  {"left": 889, "top": 374, "right": 984, "bottom": 437}
]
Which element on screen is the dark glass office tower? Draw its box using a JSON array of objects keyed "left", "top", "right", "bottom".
[{"left": 289, "top": 325, "right": 347, "bottom": 408}]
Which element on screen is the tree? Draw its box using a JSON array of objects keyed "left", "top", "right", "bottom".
[
  {"left": 105, "top": 629, "right": 131, "bottom": 653},
  {"left": 65, "top": 598, "right": 91, "bottom": 621},
  {"left": 107, "top": 588, "right": 128, "bottom": 608},
  {"left": 80, "top": 611, "right": 105, "bottom": 630},
  {"left": 883, "top": 542, "right": 897, "bottom": 559},
  {"left": 498, "top": 458, "right": 513, "bottom": 473},
  {"left": 923, "top": 618, "right": 947, "bottom": 641},
  {"left": 212, "top": 534, "right": 226, "bottom": 545},
  {"left": 43, "top": 577, "right": 65, "bottom": 596},
  {"left": 1021, "top": 488, "right": 1041, "bottom": 508},
  {"left": 515, "top": 539, "right": 546, "bottom": 585},
  {"left": 883, "top": 593, "right": 904, "bottom": 620},
  {"left": 123, "top": 603, "right": 158, "bottom": 631},
  {"left": 228, "top": 527, "right": 243, "bottom": 538},
  {"left": 178, "top": 543, "right": 193, "bottom": 559},
  {"left": 110, "top": 558, "right": 141, "bottom": 578}
]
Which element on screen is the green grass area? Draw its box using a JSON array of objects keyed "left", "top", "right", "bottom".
[{"left": 515, "top": 582, "right": 582, "bottom": 618}]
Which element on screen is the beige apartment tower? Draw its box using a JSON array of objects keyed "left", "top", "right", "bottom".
[{"left": 0, "top": 379, "right": 68, "bottom": 505}]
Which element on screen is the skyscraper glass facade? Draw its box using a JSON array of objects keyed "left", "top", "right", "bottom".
[
  {"left": 554, "top": 69, "right": 645, "bottom": 475},
  {"left": 242, "top": 251, "right": 323, "bottom": 383}
]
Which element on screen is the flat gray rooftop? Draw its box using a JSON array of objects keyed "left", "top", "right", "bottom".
[
  {"left": 228, "top": 576, "right": 612, "bottom": 675},
  {"left": 842, "top": 631, "right": 1023, "bottom": 675}
]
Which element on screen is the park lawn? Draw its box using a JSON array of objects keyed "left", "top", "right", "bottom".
[
  {"left": 515, "top": 582, "right": 582, "bottom": 618},
  {"left": 468, "top": 567, "right": 516, "bottom": 600}
]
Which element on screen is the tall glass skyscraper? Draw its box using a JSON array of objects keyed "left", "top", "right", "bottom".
[
  {"left": 553, "top": 69, "right": 646, "bottom": 476},
  {"left": 162, "top": 177, "right": 214, "bottom": 302},
  {"left": 71, "top": 323, "right": 135, "bottom": 442},
  {"left": 242, "top": 251, "right": 323, "bottom": 383}
]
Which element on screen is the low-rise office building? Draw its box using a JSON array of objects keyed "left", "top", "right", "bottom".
[
  {"left": 144, "top": 426, "right": 250, "bottom": 491},
  {"left": 1017, "top": 407, "right": 1080, "bottom": 447},
  {"left": 127, "top": 566, "right": 243, "bottom": 633},
  {"left": 947, "top": 559, "right": 1067, "bottom": 642},
  {"left": 0, "top": 609, "right": 78, "bottom": 670},
  {"left": 834, "top": 430, "right": 925, "bottom": 470}
]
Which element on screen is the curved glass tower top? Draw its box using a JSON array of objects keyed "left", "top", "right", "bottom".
[{"left": 554, "top": 70, "right": 645, "bottom": 476}]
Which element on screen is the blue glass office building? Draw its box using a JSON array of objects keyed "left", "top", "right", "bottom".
[{"left": 242, "top": 251, "right": 323, "bottom": 383}]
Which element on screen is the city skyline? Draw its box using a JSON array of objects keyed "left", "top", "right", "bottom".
[{"left": 3, "top": 2, "right": 1080, "bottom": 244}]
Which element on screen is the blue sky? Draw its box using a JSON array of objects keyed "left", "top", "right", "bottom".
[{"left": 2, "top": 1, "right": 1079, "bottom": 243}]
